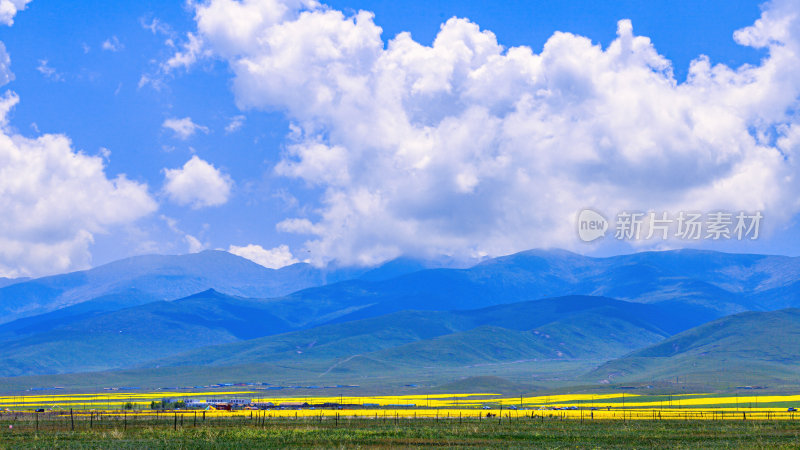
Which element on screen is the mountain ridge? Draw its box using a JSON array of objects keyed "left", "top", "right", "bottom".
[
  {"left": 146, "top": 295, "right": 709, "bottom": 371},
  {"left": 588, "top": 308, "right": 800, "bottom": 385}
]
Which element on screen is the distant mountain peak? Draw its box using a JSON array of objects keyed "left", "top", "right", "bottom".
[{"left": 180, "top": 288, "right": 236, "bottom": 301}]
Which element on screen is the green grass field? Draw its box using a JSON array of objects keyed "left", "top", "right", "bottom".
[{"left": 3, "top": 414, "right": 800, "bottom": 448}]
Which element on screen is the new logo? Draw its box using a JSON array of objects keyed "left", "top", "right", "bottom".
[{"left": 577, "top": 209, "right": 608, "bottom": 242}]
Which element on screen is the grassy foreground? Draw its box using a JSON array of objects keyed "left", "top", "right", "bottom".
[{"left": 2, "top": 415, "right": 800, "bottom": 448}]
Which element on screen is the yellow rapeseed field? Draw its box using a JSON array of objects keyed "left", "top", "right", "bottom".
[{"left": 3, "top": 390, "right": 800, "bottom": 421}]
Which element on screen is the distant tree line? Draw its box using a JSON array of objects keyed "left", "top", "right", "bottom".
[{"left": 149, "top": 399, "right": 186, "bottom": 410}]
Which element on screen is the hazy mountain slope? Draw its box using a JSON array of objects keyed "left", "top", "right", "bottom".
[
  {"left": 747, "top": 280, "right": 800, "bottom": 310},
  {"left": 262, "top": 270, "right": 502, "bottom": 329},
  {"left": 0, "top": 250, "right": 360, "bottom": 324},
  {"left": 465, "top": 249, "right": 780, "bottom": 312},
  {"left": 356, "top": 257, "right": 431, "bottom": 282},
  {"left": 0, "top": 277, "right": 27, "bottom": 289},
  {"left": 0, "top": 290, "right": 293, "bottom": 376},
  {"left": 0, "top": 290, "right": 162, "bottom": 341},
  {"left": 588, "top": 309, "right": 800, "bottom": 385},
  {"left": 254, "top": 249, "right": 800, "bottom": 329},
  {"left": 4, "top": 248, "right": 798, "bottom": 330}
]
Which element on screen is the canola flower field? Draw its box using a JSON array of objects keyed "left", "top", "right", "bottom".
[
  {"left": 2, "top": 391, "right": 800, "bottom": 421},
  {"left": 4, "top": 392, "right": 800, "bottom": 447}
]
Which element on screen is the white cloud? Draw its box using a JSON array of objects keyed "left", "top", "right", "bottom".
[
  {"left": 0, "top": 0, "right": 21, "bottom": 89},
  {"left": 228, "top": 243, "right": 299, "bottom": 269},
  {"left": 162, "top": 32, "right": 208, "bottom": 72},
  {"left": 163, "top": 155, "right": 233, "bottom": 208},
  {"left": 138, "top": 25, "right": 210, "bottom": 89},
  {"left": 0, "top": 0, "right": 157, "bottom": 277},
  {"left": 0, "top": 0, "right": 31, "bottom": 26},
  {"left": 275, "top": 140, "right": 350, "bottom": 186},
  {"left": 36, "top": 59, "right": 62, "bottom": 81},
  {"left": 160, "top": 214, "right": 207, "bottom": 253},
  {"left": 0, "top": 42, "right": 12, "bottom": 86},
  {"left": 162, "top": 116, "right": 209, "bottom": 140},
  {"left": 101, "top": 35, "right": 123, "bottom": 52},
  {"left": 184, "top": 0, "right": 800, "bottom": 266},
  {"left": 138, "top": 74, "right": 165, "bottom": 91},
  {"left": 185, "top": 234, "right": 205, "bottom": 253},
  {"left": 225, "top": 114, "right": 246, "bottom": 133},
  {"left": 0, "top": 91, "right": 157, "bottom": 277},
  {"left": 141, "top": 17, "right": 172, "bottom": 36}
]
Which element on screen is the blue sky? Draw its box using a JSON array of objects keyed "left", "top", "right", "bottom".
[{"left": 1, "top": 0, "right": 799, "bottom": 277}]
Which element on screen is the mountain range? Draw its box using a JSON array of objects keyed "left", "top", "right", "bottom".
[
  {"left": 1, "top": 248, "right": 800, "bottom": 390},
  {"left": 148, "top": 295, "right": 709, "bottom": 369},
  {"left": 0, "top": 250, "right": 433, "bottom": 325},
  {"left": 230, "top": 248, "right": 800, "bottom": 331}
]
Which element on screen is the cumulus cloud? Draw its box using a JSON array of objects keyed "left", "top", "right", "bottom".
[
  {"left": 0, "top": 0, "right": 31, "bottom": 26},
  {"left": 0, "top": 0, "right": 157, "bottom": 278},
  {"left": 181, "top": 0, "right": 800, "bottom": 266},
  {"left": 162, "top": 116, "right": 209, "bottom": 140},
  {"left": 0, "top": 92, "right": 157, "bottom": 277},
  {"left": 163, "top": 155, "right": 233, "bottom": 208},
  {"left": 228, "top": 243, "right": 299, "bottom": 269}
]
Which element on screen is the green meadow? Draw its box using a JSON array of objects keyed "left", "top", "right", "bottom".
[{"left": 3, "top": 414, "right": 800, "bottom": 448}]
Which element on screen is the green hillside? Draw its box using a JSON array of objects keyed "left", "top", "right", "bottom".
[
  {"left": 588, "top": 309, "right": 800, "bottom": 386},
  {"left": 0, "top": 290, "right": 292, "bottom": 376},
  {"left": 328, "top": 308, "right": 668, "bottom": 372},
  {"left": 151, "top": 296, "right": 690, "bottom": 370},
  {"left": 149, "top": 309, "right": 470, "bottom": 367},
  {"left": 0, "top": 295, "right": 688, "bottom": 384}
]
